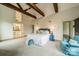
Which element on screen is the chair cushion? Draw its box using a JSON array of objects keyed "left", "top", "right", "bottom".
[{"left": 74, "top": 35, "right": 79, "bottom": 42}]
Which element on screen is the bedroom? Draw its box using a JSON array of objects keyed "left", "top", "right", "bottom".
[{"left": 0, "top": 3, "right": 79, "bottom": 56}]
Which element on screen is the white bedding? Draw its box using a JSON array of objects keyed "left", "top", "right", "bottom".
[{"left": 26, "top": 34, "right": 50, "bottom": 46}]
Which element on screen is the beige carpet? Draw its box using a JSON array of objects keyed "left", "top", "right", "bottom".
[
  {"left": 17, "top": 41, "right": 65, "bottom": 56},
  {"left": 0, "top": 39, "right": 65, "bottom": 56}
]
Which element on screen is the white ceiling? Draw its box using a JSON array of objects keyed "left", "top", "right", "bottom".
[
  {"left": 11, "top": 3, "right": 79, "bottom": 19},
  {"left": 59, "top": 3, "right": 79, "bottom": 12}
]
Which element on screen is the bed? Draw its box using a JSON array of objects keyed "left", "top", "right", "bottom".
[{"left": 25, "top": 28, "right": 50, "bottom": 46}]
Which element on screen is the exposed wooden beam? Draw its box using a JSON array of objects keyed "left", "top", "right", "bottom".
[
  {"left": 33, "top": 3, "right": 38, "bottom": 4},
  {"left": 24, "top": 3, "right": 37, "bottom": 12},
  {"left": 16, "top": 3, "right": 23, "bottom": 10},
  {"left": 0, "top": 3, "right": 36, "bottom": 19},
  {"left": 24, "top": 7, "right": 31, "bottom": 11},
  {"left": 27, "top": 3, "right": 45, "bottom": 16},
  {"left": 53, "top": 3, "right": 58, "bottom": 13}
]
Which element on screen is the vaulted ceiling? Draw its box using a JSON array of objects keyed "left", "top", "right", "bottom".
[
  {"left": 0, "top": 3, "right": 58, "bottom": 19},
  {"left": 0, "top": 3, "right": 79, "bottom": 19}
]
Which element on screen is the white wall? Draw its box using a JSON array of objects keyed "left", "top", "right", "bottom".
[
  {"left": 0, "top": 5, "right": 16, "bottom": 40},
  {"left": 22, "top": 14, "right": 35, "bottom": 34},
  {"left": 33, "top": 17, "right": 63, "bottom": 40},
  {"left": 0, "top": 5, "right": 35, "bottom": 40}
]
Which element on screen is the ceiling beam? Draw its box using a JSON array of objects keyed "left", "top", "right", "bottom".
[
  {"left": 0, "top": 3, "right": 36, "bottom": 19},
  {"left": 27, "top": 3, "right": 45, "bottom": 16},
  {"left": 53, "top": 3, "right": 58, "bottom": 13},
  {"left": 16, "top": 3, "right": 23, "bottom": 10},
  {"left": 24, "top": 7, "right": 31, "bottom": 11}
]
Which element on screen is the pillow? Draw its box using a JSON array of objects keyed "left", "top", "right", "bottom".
[{"left": 69, "top": 39, "right": 77, "bottom": 44}]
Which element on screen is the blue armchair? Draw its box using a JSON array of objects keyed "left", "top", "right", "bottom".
[
  {"left": 74, "top": 35, "right": 79, "bottom": 43},
  {"left": 60, "top": 36, "right": 79, "bottom": 56},
  {"left": 60, "top": 38, "right": 70, "bottom": 55}
]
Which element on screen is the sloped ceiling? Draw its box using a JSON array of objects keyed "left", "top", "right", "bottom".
[
  {"left": 12, "top": 3, "right": 79, "bottom": 19},
  {"left": 34, "top": 5, "right": 79, "bottom": 24},
  {"left": 11, "top": 3, "right": 55, "bottom": 19},
  {"left": 1, "top": 3, "right": 79, "bottom": 20}
]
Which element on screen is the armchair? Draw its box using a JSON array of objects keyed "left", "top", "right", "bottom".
[{"left": 60, "top": 35, "right": 79, "bottom": 56}]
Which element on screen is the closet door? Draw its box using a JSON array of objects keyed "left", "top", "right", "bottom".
[
  {"left": 63, "top": 21, "right": 70, "bottom": 36},
  {"left": 63, "top": 21, "right": 74, "bottom": 39}
]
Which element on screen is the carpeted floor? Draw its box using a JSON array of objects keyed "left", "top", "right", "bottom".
[
  {"left": 0, "top": 39, "right": 65, "bottom": 56},
  {"left": 17, "top": 40, "right": 65, "bottom": 56}
]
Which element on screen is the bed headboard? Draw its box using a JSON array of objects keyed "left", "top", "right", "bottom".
[{"left": 37, "top": 28, "right": 51, "bottom": 34}]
